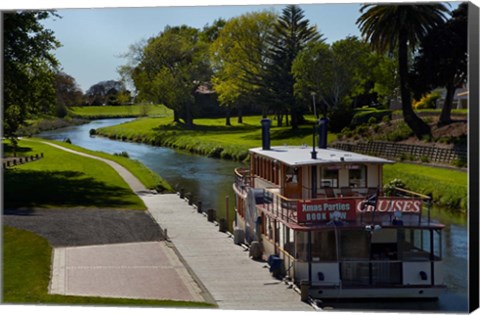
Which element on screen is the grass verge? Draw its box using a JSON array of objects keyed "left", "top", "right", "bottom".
[
  {"left": 3, "top": 139, "right": 146, "bottom": 209},
  {"left": 69, "top": 104, "right": 172, "bottom": 119},
  {"left": 44, "top": 139, "right": 173, "bottom": 193},
  {"left": 2, "top": 226, "right": 214, "bottom": 307},
  {"left": 383, "top": 163, "right": 467, "bottom": 212},
  {"left": 96, "top": 115, "right": 337, "bottom": 162}
]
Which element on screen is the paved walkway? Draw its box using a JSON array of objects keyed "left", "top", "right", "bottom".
[
  {"left": 41, "top": 140, "right": 313, "bottom": 311},
  {"left": 144, "top": 194, "right": 313, "bottom": 311},
  {"left": 50, "top": 241, "right": 205, "bottom": 302}
]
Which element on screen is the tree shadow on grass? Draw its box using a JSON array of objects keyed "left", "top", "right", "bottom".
[
  {"left": 4, "top": 169, "right": 139, "bottom": 210},
  {"left": 2, "top": 142, "right": 33, "bottom": 156}
]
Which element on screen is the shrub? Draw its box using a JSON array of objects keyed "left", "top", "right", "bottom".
[
  {"left": 64, "top": 138, "right": 72, "bottom": 144},
  {"left": 351, "top": 109, "right": 391, "bottom": 127},
  {"left": 413, "top": 92, "right": 440, "bottom": 110},
  {"left": 385, "top": 122, "right": 413, "bottom": 141},
  {"left": 383, "top": 178, "right": 406, "bottom": 196},
  {"left": 114, "top": 151, "right": 130, "bottom": 158},
  {"left": 451, "top": 158, "right": 467, "bottom": 168},
  {"left": 89, "top": 128, "right": 97, "bottom": 136},
  {"left": 420, "top": 155, "right": 430, "bottom": 163}
]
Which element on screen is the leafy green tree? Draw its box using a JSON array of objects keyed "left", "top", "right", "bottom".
[
  {"left": 3, "top": 11, "right": 60, "bottom": 128},
  {"left": 3, "top": 10, "right": 60, "bottom": 150},
  {"left": 357, "top": 3, "right": 449, "bottom": 139},
  {"left": 292, "top": 37, "right": 378, "bottom": 130},
  {"left": 410, "top": 3, "right": 468, "bottom": 125},
  {"left": 55, "top": 72, "right": 84, "bottom": 116},
  {"left": 200, "top": 18, "right": 226, "bottom": 43},
  {"left": 266, "top": 4, "right": 322, "bottom": 128},
  {"left": 132, "top": 26, "right": 211, "bottom": 128},
  {"left": 210, "top": 11, "right": 276, "bottom": 125}
]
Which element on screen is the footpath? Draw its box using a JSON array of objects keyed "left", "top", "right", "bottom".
[{"left": 42, "top": 141, "right": 313, "bottom": 311}]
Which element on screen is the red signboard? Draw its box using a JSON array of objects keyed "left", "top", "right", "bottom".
[
  {"left": 297, "top": 198, "right": 422, "bottom": 223},
  {"left": 297, "top": 199, "right": 357, "bottom": 223}
]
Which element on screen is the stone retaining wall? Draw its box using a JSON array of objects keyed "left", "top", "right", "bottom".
[{"left": 331, "top": 141, "right": 466, "bottom": 165}]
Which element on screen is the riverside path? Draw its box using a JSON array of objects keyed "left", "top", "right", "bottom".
[{"left": 41, "top": 140, "right": 313, "bottom": 311}]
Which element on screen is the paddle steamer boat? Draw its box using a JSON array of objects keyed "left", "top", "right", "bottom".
[{"left": 232, "top": 118, "right": 446, "bottom": 299}]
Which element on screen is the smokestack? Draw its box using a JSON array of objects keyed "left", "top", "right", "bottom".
[
  {"left": 318, "top": 118, "right": 328, "bottom": 149},
  {"left": 261, "top": 118, "right": 271, "bottom": 150}
]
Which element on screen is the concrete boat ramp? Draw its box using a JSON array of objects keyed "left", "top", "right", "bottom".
[{"left": 43, "top": 141, "right": 313, "bottom": 311}]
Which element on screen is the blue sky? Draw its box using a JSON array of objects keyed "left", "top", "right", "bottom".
[{"left": 35, "top": 1, "right": 460, "bottom": 92}]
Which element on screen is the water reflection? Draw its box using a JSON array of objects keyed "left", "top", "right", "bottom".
[{"left": 38, "top": 118, "right": 469, "bottom": 312}]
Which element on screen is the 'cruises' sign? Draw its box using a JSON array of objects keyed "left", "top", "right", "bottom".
[{"left": 297, "top": 198, "right": 423, "bottom": 223}]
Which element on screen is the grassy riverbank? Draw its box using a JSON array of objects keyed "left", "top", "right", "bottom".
[
  {"left": 44, "top": 139, "right": 173, "bottom": 193},
  {"left": 384, "top": 163, "right": 467, "bottom": 212},
  {"left": 3, "top": 139, "right": 147, "bottom": 209},
  {"left": 2, "top": 226, "right": 214, "bottom": 307},
  {"left": 69, "top": 104, "right": 172, "bottom": 119},
  {"left": 96, "top": 115, "right": 337, "bottom": 161}
]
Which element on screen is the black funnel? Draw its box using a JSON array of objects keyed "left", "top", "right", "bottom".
[
  {"left": 261, "top": 118, "right": 271, "bottom": 150},
  {"left": 318, "top": 118, "right": 328, "bottom": 149}
]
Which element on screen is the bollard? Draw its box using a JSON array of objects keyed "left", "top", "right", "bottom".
[
  {"left": 249, "top": 241, "right": 262, "bottom": 260},
  {"left": 300, "top": 280, "right": 310, "bottom": 302},
  {"left": 207, "top": 208, "right": 216, "bottom": 222},
  {"left": 19, "top": 158, "right": 23, "bottom": 164},
  {"left": 233, "top": 227, "right": 245, "bottom": 245},
  {"left": 197, "top": 201, "right": 202, "bottom": 213},
  {"left": 35, "top": 154, "right": 39, "bottom": 159},
  {"left": 41, "top": 153, "right": 44, "bottom": 158},
  {"left": 180, "top": 188, "right": 185, "bottom": 199},
  {"left": 188, "top": 194, "right": 194, "bottom": 206},
  {"left": 164, "top": 229, "right": 168, "bottom": 240},
  {"left": 219, "top": 218, "right": 227, "bottom": 232}
]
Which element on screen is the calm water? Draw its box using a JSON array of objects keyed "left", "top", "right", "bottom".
[{"left": 38, "top": 118, "right": 469, "bottom": 312}]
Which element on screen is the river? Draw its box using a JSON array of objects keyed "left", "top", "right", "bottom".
[{"left": 38, "top": 118, "right": 469, "bottom": 313}]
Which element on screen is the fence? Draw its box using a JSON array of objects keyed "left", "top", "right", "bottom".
[{"left": 331, "top": 141, "right": 466, "bottom": 165}]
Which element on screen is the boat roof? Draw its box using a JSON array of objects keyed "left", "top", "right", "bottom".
[{"left": 249, "top": 146, "right": 394, "bottom": 166}]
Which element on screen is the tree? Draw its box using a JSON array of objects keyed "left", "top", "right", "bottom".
[
  {"left": 55, "top": 72, "right": 84, "bottom": 116},
  {"left": 292, "top": 37, "right": 380, "bottom": 131},
  {"left": 85, "top": 80, "right": 126, "bottom": 105},
  {"left": 210, "top": 11, "right": 276, "bottom": 125},
  {"left": 200, "top": 18, "right": 226, "bottom": 43},
  {"left": 132, "top": 26, "right": 211, "bottom": 128},
  {"left": 357, "top": 4, "right": 449, "bottom": 139},
  {"left": 3, "top": 10, "right": 60, "bottom": 138},
  {"left": 266, "top": 5, "right": 322, "bottom": 128},
  {"left": 410, "top": 3, "right": 468, "bottom": 125}
]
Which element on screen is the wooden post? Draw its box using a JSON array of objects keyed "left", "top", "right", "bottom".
[
  {"left": 197, "top": 201, "right": 202, "bottom": 213},
  {"left": 225, "top": 195, "right": 229, "bottom": 230}
]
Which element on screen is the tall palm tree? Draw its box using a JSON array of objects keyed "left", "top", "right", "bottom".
[{"left": 357, "top": 4, "right": 449, "bottom": 139}]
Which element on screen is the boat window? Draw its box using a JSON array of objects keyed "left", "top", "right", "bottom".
[
  {"left": 321, "top": 167, "right": 339, "bottom": 188},
  {"left": 433, "top": 229, "right": 442, "bottom": 260},
  {"left": 283, "top": 227, "right": 295, "bottom": 257},
  {"left": 339, "top": 230, "right": 369, "bottom": 260},
  {"left": 312, "top": 230, "right": 337, "bottom": 261},
  {"left": 348, "top": 165, "right": 367, "bottom": 188},
  {"left": 399, "top": 228, "right": 432, "bottom": 261},
  {"left": 286, "top": 167, "right": 298, "bottom": 183},
  {"left": 295, "top": 231, "right": 308, "bottom": 261}
]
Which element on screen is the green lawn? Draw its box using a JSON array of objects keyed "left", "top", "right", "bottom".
[
  {"left": 3, "top": 139, "right": 146, "bottom": 209},
  {"left": 43, "top": 140, "right": 173, "bottom": 193},
  {"left": 69, "top": 104, "right": 172, "bottom": 118},
  {"left": 97, "top": 115, "right": 337, "bottom": 161},
  {"left": 384, "top": 163, "right": 467, "bottom": 211},
  {"left": 2, "top": 226, "right": 214, "bottom": 307}
]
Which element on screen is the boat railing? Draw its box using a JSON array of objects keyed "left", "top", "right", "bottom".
[
  {"left": 234, "top": 167, "right": 251, "bottom": 193},
  {"left": 340, "top": 260, "right": 403, "bottom": 287}
]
